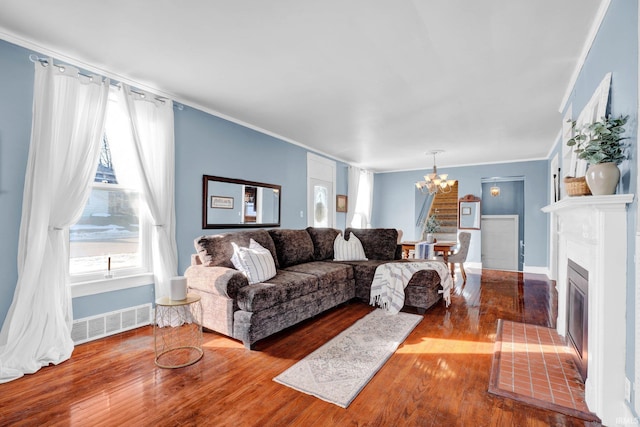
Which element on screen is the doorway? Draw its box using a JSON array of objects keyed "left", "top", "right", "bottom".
[
  {"left": 307, "top": 153, "right": 336, "bottom": 228},
  {"left": 481, "top": 177, "right": 525, "bottom": 271}
]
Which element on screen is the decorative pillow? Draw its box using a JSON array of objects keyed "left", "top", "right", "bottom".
[
  {"left": 345, "top": 228, "right": 398, "bottom": 260},
  {"left": 268, "top": 229, "right": 315, "bottom": 268},
  {"left": 333, "top": 232, "right": 368, "bottom": 261},
  {"left": 230, "top": 239, "right": 277, "bottom": 285},
  {"left": 306, "top": 227, "right": 340, "bottom": 261},
  {"left": 195, "top": 229, "right": 280, "bottom": 268}
]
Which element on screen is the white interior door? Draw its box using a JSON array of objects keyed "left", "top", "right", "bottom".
[
  {"left": 481, "top": 215, "right": 519, "bottom": 271},
  {"left": 307, "top": 153, "right": 336, "bottom": 228},
  {"left": 309, "top": 178, "right": 333, "bottom": 227}
]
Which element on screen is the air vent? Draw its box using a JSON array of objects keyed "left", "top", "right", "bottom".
[{"left": 71, "top": 303, "right": 152, "bottom": 345}]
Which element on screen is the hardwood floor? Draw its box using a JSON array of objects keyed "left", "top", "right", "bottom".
[{"left": 0, "top": 270, "right": 600, "bottom": 426}]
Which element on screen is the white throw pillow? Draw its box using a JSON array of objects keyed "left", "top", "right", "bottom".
[
  {"left": 230, "top": 239, "right": 277, "bottom": 284},
  {"left": 333, "top": 232, "right": 368, "bottom": 261}
]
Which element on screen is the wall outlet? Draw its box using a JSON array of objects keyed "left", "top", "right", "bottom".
[{"left": 625, "top": 377, "right": 631, "bottom": 402}]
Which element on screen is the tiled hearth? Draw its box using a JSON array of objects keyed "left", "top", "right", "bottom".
[{"left": 489, "top": 320, "right": 599, "bottom": 422}]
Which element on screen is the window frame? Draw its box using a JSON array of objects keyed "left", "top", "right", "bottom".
[
  {"left": 69, "top": 180, "right": 152, "bottom": 284},
  {"left": 69, "top": 123, "right": 153, "bottom": 295}
]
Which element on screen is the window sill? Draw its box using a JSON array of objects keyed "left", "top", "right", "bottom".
[{"left": 70, "top": 273, "right": 154, "bottom": 298}]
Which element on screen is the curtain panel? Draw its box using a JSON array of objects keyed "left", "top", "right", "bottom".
[
  {"left": 348, "top": 167, "right": 374, "bottom": 229},
  {"left": 0, "top": 60, "right": 109, "bottom": 383},
  {"left": 116, "top": 85, "right": 178, "bottom": 300}
]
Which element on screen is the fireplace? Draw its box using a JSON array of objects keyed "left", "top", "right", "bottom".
[
  {"left": 567, "top": 259, "right": 588, "bottom": 381},
  {"left": 542, "top": 194, "right": 633, "bottom": 425}
]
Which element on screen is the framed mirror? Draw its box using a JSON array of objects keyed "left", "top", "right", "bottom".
[
  {"left": 203, "top": 175, "right": 281, "bottom": 229},
  {"left": 458, "top": 194, "right": 481, "bottom": 230}
]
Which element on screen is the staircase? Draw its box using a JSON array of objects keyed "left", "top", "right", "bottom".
[{"left": 429, "top": 181, "right": 458, "bottom": 242}]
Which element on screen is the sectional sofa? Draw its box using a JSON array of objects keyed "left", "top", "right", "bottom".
[{"left": 185, "top": 227, "right": 443, "bottom": 349}]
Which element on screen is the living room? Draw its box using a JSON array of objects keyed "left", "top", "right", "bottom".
[{"left": 0, "top": 1, "right": 638, "bottom": 425}]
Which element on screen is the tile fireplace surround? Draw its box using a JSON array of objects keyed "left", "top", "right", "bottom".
[{"left": 543, "top": 194, "right": 634, "bottom": 425}]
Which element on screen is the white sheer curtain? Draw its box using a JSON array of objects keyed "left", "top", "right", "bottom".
[
  {"left": 108, "top": 84, "right": 178, "bottom": 299},
  {"left": 348, "top": 167, "right": 374, "bottom": 228},
  {"left": 0, "top": 60, "right": 109, "bottom": 383},
  {"left": 346, "top": 166, "right": 361, "bottom": 228}
]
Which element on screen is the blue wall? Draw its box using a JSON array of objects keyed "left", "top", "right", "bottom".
[
  {"left": 373, "top": 160, "right": 549, "bottom": 270},
  {"left": 559, "top": 0, "right": 638, "bottom": 411},
  {"left": 174, "top": 105, "right": 349, "bottom": 276},
  {"left": 0, "top": 41, "right": 33, "bottom": 327},
  {"left": 0, "top": 38, "right": 348, "bottom": 329}
]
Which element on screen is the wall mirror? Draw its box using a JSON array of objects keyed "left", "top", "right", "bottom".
[
  {"left": 458, "top": 194, "right": 481, "bottom": 230},
  {"left": 202, "top": 175, "right": 281, "bottom": 229}
]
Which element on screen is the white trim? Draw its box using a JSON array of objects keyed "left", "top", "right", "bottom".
[
  {"left": 70, "top": 273, "right": 154, "bottom": 298},
  {"left": 559, "top": 0, "right": 612, "bottom": 113},
  {"left": 522, "top": 265, "right": 550, "bottom": 276},
  {"left": 380, "top": 156, "right": 551, "bottom": 174},
  {"left": 635, "top": 3, "right": 640, "bottom": 415}
]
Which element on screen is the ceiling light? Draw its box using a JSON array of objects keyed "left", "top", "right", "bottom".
[{"left": 415, "top": 150, "right": 456, "bottom": 195}]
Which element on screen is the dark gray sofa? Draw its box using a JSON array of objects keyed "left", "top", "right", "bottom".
[{"left": 185, "top": 227, "right": 442, "bottom": 349}]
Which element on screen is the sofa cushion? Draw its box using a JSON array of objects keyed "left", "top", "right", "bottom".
[
  {"left": 333, "top": 232, "right": 368, "bottom": 261},
  {"left": 231, "top": 239, "right": 277, "bottom": 285},
  {"left": 306, "top": 227, "right": 340, "bottom": 261},
  {"left": 345, "top": 228, "right": 398, "bottom": 261},
  {"left": 268, "top": 229, "right": 315, "bottom": 268},
  {"left": 236, "top": 270, "right": 318, "bottom": 312},
  {"left": 195, "top": 229, "right": 279, "bottom": 269},
  {"left": 285, "top": 261, "right": 354, "bottom": 291}
]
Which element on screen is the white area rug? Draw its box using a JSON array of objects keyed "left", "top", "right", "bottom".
[{"left": 273, "top": 309, "right": 422, "bottom": 408}]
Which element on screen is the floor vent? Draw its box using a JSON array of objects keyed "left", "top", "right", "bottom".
[{"left": 71, "top": 303, "right": 152, "bottom": 345}]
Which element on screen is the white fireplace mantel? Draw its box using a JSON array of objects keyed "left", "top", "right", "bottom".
[{"left": 543, "top": 193, "right": 634, "bottom": 425}]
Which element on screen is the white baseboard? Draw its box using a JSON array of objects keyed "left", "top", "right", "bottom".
[{"left": 523, "top": 265, "right": 550, "bottom": 277}]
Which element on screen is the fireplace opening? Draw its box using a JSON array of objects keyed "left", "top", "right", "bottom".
[{"left": 567, "top": 259, "right": 588, "bottom": 381}]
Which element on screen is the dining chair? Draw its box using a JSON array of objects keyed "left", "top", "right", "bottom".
[{"left": 435, "top": 231, "right": 471, "bottom": 283}]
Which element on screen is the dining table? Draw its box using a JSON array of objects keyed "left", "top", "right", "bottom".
[{"left": 400, "top": 240, "right": 458, "bottom": 275}]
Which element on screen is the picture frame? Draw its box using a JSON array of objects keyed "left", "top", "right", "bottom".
[
  {"left": 211, "top": 195, "right": 234, "bottom": 209},
  {"left": 336, "top": 195, "right": 348, "bottom": 213}
]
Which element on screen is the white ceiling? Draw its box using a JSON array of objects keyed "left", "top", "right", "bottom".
[{"left": 0, "top": 0, "right": 603, "bottom": 172}]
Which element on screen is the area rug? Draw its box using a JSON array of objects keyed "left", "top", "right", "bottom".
[
  {"left": 273, "top": 309, "right": 422, "bottom": 408},
  {"left": 488, "top": 319, "right": 600, "bottom": 422}
]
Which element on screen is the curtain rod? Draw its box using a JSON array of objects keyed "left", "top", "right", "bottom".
[{"left": 28, "top": 54, "right": 183, "bottom": 109}]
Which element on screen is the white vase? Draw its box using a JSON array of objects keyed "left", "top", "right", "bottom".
[
  {"left": 585, "top": 162, "right": 620, "bottom": 195},
  {"left": 425, "top": 233, "right": 434, "bottom": 243}
]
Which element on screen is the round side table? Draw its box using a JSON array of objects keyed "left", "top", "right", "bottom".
[{"left": 154, "top": 293, "right": 203, "bottom": 369}]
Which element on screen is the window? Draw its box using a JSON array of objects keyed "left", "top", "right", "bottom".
[{"left": 69, "top": 104, "right": 149, "bottom": 281}]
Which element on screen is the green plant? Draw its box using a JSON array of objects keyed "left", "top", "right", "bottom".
[
  {"left": 566, "top": 115, "right": 629, "bottom": 166},
  {"left": 422, "top": 213, "right": 440, "bottom": 235}
]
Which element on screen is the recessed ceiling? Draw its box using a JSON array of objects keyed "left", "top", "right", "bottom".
[{"left": 0, "top": 0, "right": 603, "bottom": 172}]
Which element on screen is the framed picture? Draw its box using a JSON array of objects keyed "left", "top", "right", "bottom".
[
  {"left": 336, "top": 195, "right": 348, "bottom": 212},
  {"left": 211, "top": 196, "right": 234, "bottom": 209},
  {"left": 461, "top": 206, "right": 471, "bottom": 215}
]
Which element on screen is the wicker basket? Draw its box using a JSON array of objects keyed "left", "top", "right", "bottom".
[{"left": 564, "top": 176, "right": 591, "bottom": 196}]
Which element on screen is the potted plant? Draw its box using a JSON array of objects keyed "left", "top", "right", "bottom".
[
  {"left": 421, "top": 213, "right": 440, "bottom": 243},
  {"left": 566, "top": 114, "right": 628, "bottom": 195}
]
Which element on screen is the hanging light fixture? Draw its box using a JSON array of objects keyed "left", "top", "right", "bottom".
[
  {"left": 490, "top": 179, "right": 500, "bottom": 197},
  {"left": 415, "top": 150, "right": 456, "bottom": 195}
]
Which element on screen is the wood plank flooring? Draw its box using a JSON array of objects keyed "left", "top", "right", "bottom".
[{"left": 0, "top": 269, "right": 601, "bottom": 426}]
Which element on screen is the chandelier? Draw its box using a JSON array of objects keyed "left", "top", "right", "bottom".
[{"left": 415, "top": 150, "right": 456, "bottom": 194}]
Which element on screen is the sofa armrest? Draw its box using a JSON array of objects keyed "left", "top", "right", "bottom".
[{"left": 184, "top": 264, "right": 249, "bottom": 299}]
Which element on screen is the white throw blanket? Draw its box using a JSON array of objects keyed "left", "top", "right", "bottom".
[{"left": 370, "top": 261, "right": 453, "bottom": 314}]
